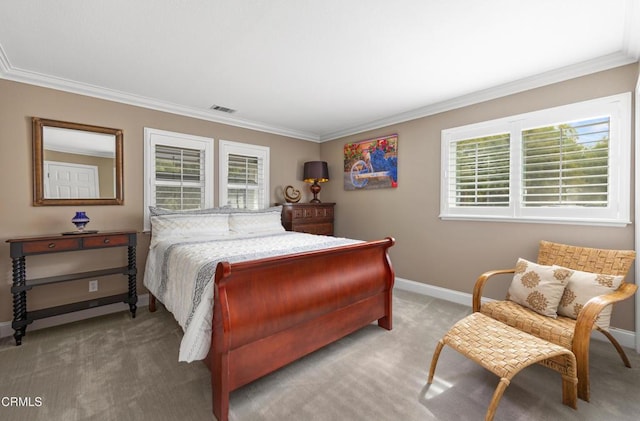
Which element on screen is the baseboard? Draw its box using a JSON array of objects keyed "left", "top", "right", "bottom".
[
  {"left": 394, "top": 277, "right": 637, "bottom": 351},
  {"left": 394, "top": 277, "right": 493, "bottom": 307},
  {"left": 0, "top": 294, "right": 150, "bottom": 339}
]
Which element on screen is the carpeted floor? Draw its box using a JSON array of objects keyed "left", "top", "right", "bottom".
[{"left": 1, "top": 289, "right": 639, "bottom": 421}]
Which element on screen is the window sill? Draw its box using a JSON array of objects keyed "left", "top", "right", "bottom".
[{"left": 439, "top": 214, "right": 631, "bottom": 227}]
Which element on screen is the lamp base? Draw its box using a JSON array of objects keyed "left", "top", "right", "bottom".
[{"left": 309, "top": 181, "right": 322, "bottom": 203}]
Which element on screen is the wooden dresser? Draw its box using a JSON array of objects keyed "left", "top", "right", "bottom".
[
  {"left": 7, "top": 230, "right": 137, "bottom": 345},
  {"left": 281, "top": 203, "right": 335, "bottom": 235}
]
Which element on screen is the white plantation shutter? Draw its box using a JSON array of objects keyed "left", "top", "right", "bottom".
[
  {"left": 143, "top": 128, "right": 214, "bottom": 231},
  {"left": 450, "top": 133, "right": 510, "bottom": 207},
  {"left": 522, "top": 118, "right": 609, "bottom": 207},
  {"left": 154, "top": 145, "right": 206, "bottom": 210},
  {"left": 219, "top": 140, "right": 269, "bottom": 210},
  {"left": 440, "top": 93, "right": 630, "bottom": 226},
  {"left": 226, "top": 153, "right": 263, "bottom": 209}
]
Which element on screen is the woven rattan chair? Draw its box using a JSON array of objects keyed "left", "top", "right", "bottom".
[{"left": 472, "top": 240, "right": 637, "bottom": 402}]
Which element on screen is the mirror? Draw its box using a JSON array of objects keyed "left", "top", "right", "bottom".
[{"left": 32, "top": 117, "right": 124, "bottom": 206}]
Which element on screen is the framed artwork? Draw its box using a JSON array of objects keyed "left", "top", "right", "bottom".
[{"left": 344, "top": 134, "right": 398, "bottom": 190}]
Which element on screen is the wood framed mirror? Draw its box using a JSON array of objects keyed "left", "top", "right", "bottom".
[{"left": 32, "top": 117, "right": 124, "bottom": 206}]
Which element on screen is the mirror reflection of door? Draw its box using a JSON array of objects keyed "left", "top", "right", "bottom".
[
  {"left": 42, "top": 126, "right": 116, "bottom": 199},
  {"left": 44, "top": 161, "right": 100, "bottom": 199}
]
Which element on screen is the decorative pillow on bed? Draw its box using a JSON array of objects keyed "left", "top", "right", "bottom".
[
  {"left": 556, "top": 266, "right": 624, "bottom": 329},
  {"left": 150, "top": 213, "right": 230, "bottom": 247},
  {"left": 506, "top": 258, "right": 571, "bottom": 318},
  {"left": 149, "top": 206, "right": 232, "bottom": 216},
  {"left": 228, "top": 208, "right": 285, "bottom": 234},
  {"left": 149, "top": 205, "right": 282, "bottom": 216}
]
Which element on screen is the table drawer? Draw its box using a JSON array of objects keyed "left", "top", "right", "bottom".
[
  {"left": 294, "top": 223, "right": 333, "bottom": 236},
  {"left": 292, "top": 208, "right": 316, "bottom": 219},
  {"left": 314, "top": 207, "right": 333, "bottom": 218},
  {"left": 22, "top": 238, "right": 81, "bottom": 254},
  {"left": 291, "top": 207, "right": 332, "bottom": 220},
  {"left": 83, "top": 234, "right": 130, "bottom": 248}
]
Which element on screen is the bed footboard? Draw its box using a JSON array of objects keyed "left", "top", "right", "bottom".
[{"left": 209, "top": 237, "right": 395, "bottom": 421}]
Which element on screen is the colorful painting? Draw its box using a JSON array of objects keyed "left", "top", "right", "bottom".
[{"left": 344, "top": 134, "right": 398, "bottom": 190}]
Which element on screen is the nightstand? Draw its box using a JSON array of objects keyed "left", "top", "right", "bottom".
[{"left": 281, "top": 203, "right": 335, "bottom": 235}]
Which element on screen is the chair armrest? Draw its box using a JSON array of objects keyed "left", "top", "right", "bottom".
[
  {"left": 472, "top": 269, "right": 515, "bottom": 312},
  {"left": 574, "top": 282, "right": 639, "bottom": 339}
]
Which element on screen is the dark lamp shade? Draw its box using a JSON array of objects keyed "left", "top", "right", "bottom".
[{"left": 303, "top": 161, "right": 329, "bottom": 183}]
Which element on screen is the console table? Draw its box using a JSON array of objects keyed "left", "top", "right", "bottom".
[{"left": 7, "top": 230, "right": 137, "bottom": 345}]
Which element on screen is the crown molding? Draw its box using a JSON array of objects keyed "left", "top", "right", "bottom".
[
  {"left": 0, "top": 43, "right": 11, "bottom": 74},
  {"left": 319, "top": 52, "right": 638, "bottom": 141},
  {"left": 0, "top": 48, "right": 321, "bottom": 143},
  {"left": 1, "top": 43, "right": 636, "bottom": 145}
]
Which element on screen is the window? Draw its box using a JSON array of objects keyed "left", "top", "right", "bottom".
[
  {"left": 143, "top": 128, "right": 214, "bottom": 230},
  {"left": 451, "top": 132, "right": 511, "bottom": 207},
  {"left": 219, "top": 140, "right": 269, "bottom": 209},
  {"left": 522, "top": 118, "right": 610, "bottom": 208},
  {"left": 441, "top": 93, "right": 631, "bottom": 226}
]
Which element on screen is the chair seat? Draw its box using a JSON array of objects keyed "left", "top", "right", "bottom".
[{"left": 480, "top": 300, "right": 577, "bottom": 350}]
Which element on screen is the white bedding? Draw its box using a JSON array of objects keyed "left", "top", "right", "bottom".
[{"left": 143, "top": 231, "right": 361, "bottom": 362}]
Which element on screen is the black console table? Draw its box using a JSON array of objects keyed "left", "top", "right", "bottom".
[{"left": 7, "top": 230, "right": 137, "bottom": 345}]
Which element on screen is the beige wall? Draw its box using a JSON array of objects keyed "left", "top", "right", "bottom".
[
  {"left": 1, "top": 64, "right": 638, "bottom": 332},
  {"left": 0, "top": 79, "right": 320, "bottom": 322},
  {"left": 320, "top": 63, "right": 639, "bottom": 331}
]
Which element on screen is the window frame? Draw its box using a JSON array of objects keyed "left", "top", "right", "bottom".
[
  {"left": 143, "top": 128, "right": 214, "bottom": 231},
  {"left": 218, "top": 139, "right": 270, "bottom": 210},
  {"left": 440, "top": 93, "right": 631, "bottom": 226}
]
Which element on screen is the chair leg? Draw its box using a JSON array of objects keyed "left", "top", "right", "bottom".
[
  {"left": 561, "top": 374, "right": 578, "bottom": 409},
  {"left": 574, "top": 348, "right": 590, "bottom": 402},
  {"left": 575, "top": 327, "right": 634, "bottom": 402},
  {"left": 428, "top": 340, "right": 445, "bottom": 384},
  {"left": 597, "top": 327, "right": 632, "bottom": 368},
  {"left": 485, "top": 378, "right": 510, "bottom": 421}
]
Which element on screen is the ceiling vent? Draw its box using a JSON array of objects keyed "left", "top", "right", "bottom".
[{"left": 210, "top": 104, "right": 236, "bottom": 113}]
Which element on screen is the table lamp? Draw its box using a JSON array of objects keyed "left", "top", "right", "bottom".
[{"left": 303, "top": 161, "right": 329, "bottom": 203}]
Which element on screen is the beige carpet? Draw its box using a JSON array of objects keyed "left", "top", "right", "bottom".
[{"left": 1, "top": 289, "right": 639, "bottom": 421}]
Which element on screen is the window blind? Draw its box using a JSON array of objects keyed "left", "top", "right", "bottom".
[
  {"left": 154, "top": 145, "right": 205, "bottom": 210},
  {"left": 522, "top": 117, "right": 609, "bottom": 207},
  {"left": 441, "top": 93, "right": 629, "bottom": 225},
  {"left": 226, "top": 153, "right": 263, "bottom": 209},
  {"left": 451, "top": 133, "right": 510, "bottom": 207}
]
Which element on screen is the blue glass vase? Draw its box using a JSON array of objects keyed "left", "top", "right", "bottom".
[{"left": 71, "top": 211, "right": 90, "bottom": 231}]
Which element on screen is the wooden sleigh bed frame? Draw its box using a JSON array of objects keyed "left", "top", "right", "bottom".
[{"left": 150, "top": 236, "right": 395, "bottom": 421}]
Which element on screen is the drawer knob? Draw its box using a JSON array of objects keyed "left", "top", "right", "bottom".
[
  {"left": 103, "top": 238, "right": 110, "bottom": 244},
  {"left": 48, "top": 243, "right": 56, "bottom": 248}
]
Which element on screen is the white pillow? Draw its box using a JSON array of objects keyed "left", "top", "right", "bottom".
[
  {"left": 507, "top": 258, "right": 571, "bottom": 318},
  {"left": 149, "top": 206, "right": 233, "bottom": 216},
  {"left": 229, "top": 210, "right": 285, "bottom": 234},
  {"left": 556, "top": 266, "right": 624, "bottom": 329},
  {"left": 150, "top": 213, "right": 230, "bottom": 247}
]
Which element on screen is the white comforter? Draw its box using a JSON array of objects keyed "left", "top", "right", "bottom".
[{"left": 143, "top": 231, "right": 361, "bottom": 362}]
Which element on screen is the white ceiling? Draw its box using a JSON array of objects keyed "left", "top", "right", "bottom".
[{"left": 1, "top": 0, "right": 638, "bottom": 142}]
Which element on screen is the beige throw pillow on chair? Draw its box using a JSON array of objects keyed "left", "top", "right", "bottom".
[
  {"left": 556, "top": 267, "right": 624, "bottom": 329},
  {"left": 507, "top": 258, "right": 571, "bottom": 318}
]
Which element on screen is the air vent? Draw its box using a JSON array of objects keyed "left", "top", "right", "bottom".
[{"left": 210, "top": 104, "right": 236, "bottom": 113}]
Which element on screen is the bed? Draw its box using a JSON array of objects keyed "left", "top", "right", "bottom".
[{"left": 143, "top": 206, "right": 395, "bottom": 421}]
